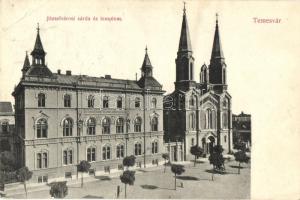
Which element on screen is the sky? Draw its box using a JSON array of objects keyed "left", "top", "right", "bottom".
[{"left": 1, "top": 0, "right": 300, "bottom": 198}]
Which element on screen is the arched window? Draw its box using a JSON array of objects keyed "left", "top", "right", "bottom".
[
  {"left": 116, "top": 118, "right": 124, "bottom": 133},
  {"left": 189, "top": 96, "right": 195, "bottom": 107},
  {"left": 151, "top": 140, "right": 158, "bottom": 154},
  {"left": 103, "top": 96, "right": 109, "bottom": 108},
  {"left": 63, "top": 118, "right": 73, "bottom": 136},
  {"left": 64, "top": 94, "right": 71, "bottom": 107},
  {"left": 63, "top": 149, "right": 73, "bottom": 165},
  {"left": 88, "top": 95, "right": 95, "bottom": 108},
  {"left": 151, "top": 117, "right": 158, "bottom": 132},
  {"left": 206, "top": 109, "right": 212, "bottom": 129},
  {"left": 1, "top": 122, "right": 9, "bottom": 133},
  {"left": 102, "top": 145, "right": 111, "bottom": 160},
  {"left": 134, "top": 142, "right": 142, "bottom": 156},
  {"left": 102, "top": 117, "right": 110, "bottom": 134},
  {"left": 87, "top": 147, "right": 96, "bottom": 162},
  {"left": 134, "top": 117, "right": 142, "bottom": 132},
  {"left": 135, "top": 97, "right": 140, "bottom": 108},
  {"left": 37, "top": 118, "right": 47, "bottom": 138},
  {"left": 116, "top": 144, "right": 125, "bottom": 159},
  {"left": 117, "top": 97, "right": 122, "bottom": 109},
  {"left": 87, "top": 118, "right": 96, "bottom": 135},
  {"left": 223, "top": 68, "right": 226, "bottom": 84},
  {"left": 222, "top": 112, "right": 228, "bottom": 129},
  {"left": 38, "top": 93, "right": 45, "bottom": 107},
  {"left": 190, "top": 63, "right": 194, "bottom": 80},
  {"left": 189, "top": 113, "right": 195, "bottom": 130},
  {"left": 151, "top": 98, "right": 157, "bottom": 109}
]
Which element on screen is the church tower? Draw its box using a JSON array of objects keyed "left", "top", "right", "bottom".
[
  {"left": 209, "top": 14, "right": 227, "bottom": 93},
  {"left": 21, "top": 51, "right": 30, "bottom": 77},
  {"left": 175, "top": 4, "right": 196, "bottom": 91},
  {"left": 31, "top": 23, "right": 46, "bottom": 66}
]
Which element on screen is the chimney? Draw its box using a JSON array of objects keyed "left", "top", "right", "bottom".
[
  {"left": 57, "top": 69, "right": 61, "bottom": 75},
  {"left": 104, "top": 75, "right": 111, "bottom": 79},
  {"left": 66, "top": 70, "right": 72, "bottom": 76}
]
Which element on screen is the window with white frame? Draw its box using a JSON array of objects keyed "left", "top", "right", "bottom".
[
  {"left": 134, "top": 117, "right": 142, "bottom": 132},
  {"left": 37, "top": 152, "right": 48, "bottom": 169},
  {"left": 63, "top": 149, "right": 73, "bottom": 165},
  {"left": 88, "top": 95, "right": 95, "bottom": 108},
  {"left": 151, "top": 117, "right": 158, "bottom": 132},
  {"left": 116, "top": 118, "right": 124, "bottom": 133},
  {"left": 87, "top": 118, "right": 96, "bottom": 135},
  {"left": 135, "top": 143, "right": 142, "bottom": 156},
  {"left": 1, "top": 122, "right": 9, "bottom": 133},
  {"left": 135, "top": 97, "right": 140, "bottom": 108},
  {"left": 103, "top": 96, "right": 109, "bottom": 108},
  {"left": 102, "top": 145, "right": 111, "bottom": 160},
  {"left": 63, "top": 118, "right": 73, "bottom": 136},
  {"left": 116, "top": 144, "right": 124, "bottom": 159},
  {"left": 38, "top": 93, "right": 45, "bottom": 107},
  {"left": 87, "top": 147, "right": 96, "bottom": 162},
  {"left": 151, "top": 140, "right": 158, "bottom": 154},
  {"left": 37, "top": 118, "right": 47, "bottom": 138},
  {"left": 151, "top": 98, "right": 157, "bottom": 109},
  {"left": 117, "top": 97, "right": 122, "bottom": 109},
  {"left": 64, "top": 94, "right": 71, "bottom": 107},
  {"left": 102, "top": 117, "right": 110, "bottom": 134}
]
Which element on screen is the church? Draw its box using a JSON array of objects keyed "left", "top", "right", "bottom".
[{"left": 163, "top": 8, "right": 233, "bottom": 161}]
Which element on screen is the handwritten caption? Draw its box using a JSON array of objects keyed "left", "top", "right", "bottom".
[{"left": 47, "top": 16, "right": 122, "bottom": 22}]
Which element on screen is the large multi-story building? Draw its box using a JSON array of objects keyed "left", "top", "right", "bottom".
[
  {"left": 232, "top": 112, "right": 251, "bottom": 148},
  {"left": 12, "top": 26, "right": 165, "bottom": 183},
  {"left": 163, "top": 10, "right": 232, "bottom": 161},
  {"left": 0, "top": 102, "right": 15, "bottom": 153}
]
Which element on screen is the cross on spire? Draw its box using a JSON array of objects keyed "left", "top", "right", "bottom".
[
  {"left": 145, "top": 45, "right": 148, "bottom": 54},
  {"left": 183, "top": 1, "right": 186, "bottom": 14},
  {"left": 37, "top": 23, "right": 40, "bottom": 33},
  {"left": 216, "top": 13, "right": 219, "bottom": 24}
]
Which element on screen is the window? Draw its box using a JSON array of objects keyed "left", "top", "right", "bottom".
[
  {"left": 189, "top": 113, "right": 195, "bottom": 130},
  {"left": 103, "top": 96, "right": 109, "bottom": 108},
  {"left": 64, "top": 94, "right": 71, "bottom": 107},
  {"left": 87, "top": 147, "right": 96, "bottom": 162},
  {"left": 135, "top": 143, "right": 142, "bottom": 156},
  {"left": 116, "top": 118, "right": 124, "bottom": 133},
  {"left": 206, "top": 109, "right": 213, "bottom": 129},
  {"left": 151, "top": 141, "right": 158, "bottom": 154},
  {"left": 88, "top": 95, "right": 95, "bottom": 108},
  {"left": 37, "top": 152, "right": 48, "bottom": 169},
  {"left": 222, "top": 112, "right": 228, "bottom": 129},
  {"left": 224, "top": 135, "right": 227, "bottom": 143},
  {"left": 1, "top": 122, "right": 9, "bottom": 133},
  {"left": 63, "top": 118, "right": 73, "bottom": 136},
  {"left": 102, "top": 117, "right": 110, "bottom": 134},
  {"left": 37, "top": 118, "right": 47, "bottom": 138},
  {"left": 191, "top": 138, "right": 195, "bottom": 146},
  {"left": 118, "top": 164, "right": 123, "bottom": 170},
  {"left": 135, "top": 97, "right": 140, "bottom": 108},
  {"left": 104, "top": 166, "right": 110, "bottom": 173},
  {"left": 65, "top": 172, "right": 72, "bottom": 179},
  {"left": 136, "top": 161, "right": 142, "bottom": 168},
  {"left": 151, "top": 117, "right": 158, "bottom": 132},
  {"left": 134, "top": 117, "right": 142, "bottom": 132},
  {"left": 116, "top": 144, "right": 124, "bottom": 159},
  {"left": 102, "top": 145, "right": 111, "bottom": 160},
  {"left": 87, "top": 118, "right": 96, "bottom": 135},
  {"left": 63, "top": 149, "right": 73, "bottom": 165},
  {"left": 38, "top": 93, "right": 45, "bottom": 107},
  {"left": 38, "top": 175, "right": 48, "bottom": 183},
  {"left": 117, "top": 97, "right": 122, "bottom": 109},
  {"left": 189, "top": 96, "right": 195, "bottom": 107},
  {"left": 151, "top": 98, "right": 157, "bottom": 109}
]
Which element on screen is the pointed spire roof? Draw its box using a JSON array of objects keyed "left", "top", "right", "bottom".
[
  {"left": 211, "top": 13, "right": 224, "bottom": 60},
  {"left": 31, "top": 23, "right": 46, "bottom": 55},
  {"left": 178, "top": 3, "right": 192, "bottom": 52},
  {"left": 22, "top": 51, "right": 30, "bottom": 72},
  {"left": 141, "top": 46, "right": 153, "bottom": 69}
]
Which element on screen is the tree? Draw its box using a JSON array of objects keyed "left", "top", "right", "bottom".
[
  {"left": 50, "top": 181, "right": 68, "bottom": 198},
  {"left": 77, "top": 160, "right": 91, "bottom": 188},
  {"left": 171, "top": 164, "right": 185, "bottom": 190},
  {"left": 208, "top": 145, "right": 225, "bottom": 181},
  {"left": 190, "top": 146, "right": 204, "bottom": 167},
  {"left": 122, "top": 155, "right": 136, "bottom": 170},
  {"left": 162, "top": 153, "right": 169, "bottom": 173},
  {"left": 0, "top": 151, "right": 16, "bottom": 172},
  {"left": 0, "top": 140, "right": 11, "bottom": 153},
  {"left": 120, "top": 170, "right": 135, "bottom": 199},
  {"left": 234, "top": 142, "right": 246, "bottom": 151},
  {"left": 234, "top": 150, "right": 250, "bottom": 174},
  {"left": 16, "top": 167, "right": 33, "bottom": 198}
]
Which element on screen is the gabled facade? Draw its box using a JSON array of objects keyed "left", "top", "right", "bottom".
[
  {"left": 12, "top": 26, "right": 165, "bottom": 183},
  {"left": 164, "top": 9, "right": 232, "bottom": 161}
]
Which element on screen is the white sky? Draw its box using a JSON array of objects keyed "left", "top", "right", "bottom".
[{"left": 1, "top": 0, "right": 300, "bottom": 198}]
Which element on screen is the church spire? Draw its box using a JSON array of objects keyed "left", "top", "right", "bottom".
[
  {"left": 21, "top": 51, "right": 30, "bottom": 75},
  {"left": 141, "top": 45, "right": 153, "bottom": 77},
  {"left": 178, "top": 2, "right": 192, "bottom": 52},
  {"left": 210, "top": 13, "right": 224, "bottom": 61},
  {"left": 31, "top": 23, "right": 46, "bottom": 65}
]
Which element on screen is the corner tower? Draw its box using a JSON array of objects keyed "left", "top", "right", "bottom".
[{"left": 175, "top": 4, "right": 196, "bottom": 91}]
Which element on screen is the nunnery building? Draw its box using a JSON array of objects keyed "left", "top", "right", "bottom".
[
  {"left": 163, "top": 9, "right": 233, "bottom": 161},
  {"left": 12, "top": 6, "right": 232, "bottom": 183}
]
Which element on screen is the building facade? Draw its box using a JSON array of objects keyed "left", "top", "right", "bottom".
[
  {"left": 232, "top": 112, "right": 251, "bottom": 148},
  {"left": 164, "top": 10, "right": 233, "bottom": 161},
  {"left": 13, "top": 27, "right": 165, "bottom": 183},
  {"left": 0, "top": 102, "right": 15, "bottom": 153}
]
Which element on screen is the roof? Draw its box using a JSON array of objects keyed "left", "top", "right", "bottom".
[
  {"left": 31, "top": 28, "right": 46, "bottom": 55},
  {"left": 0, "top": 102, "right": 13, "bottom": 114},
  {"left": 211, "top": 18, "right": 224, "bottom": 60},
  {"left": 178, "top": 11, "right": 192, "bottom": 52},
  {"left": 26, "top": 65, "right": 53, "bottom": 77},
  {"left": 137, "top": 76, "right": 162, "bottom": 89}
]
